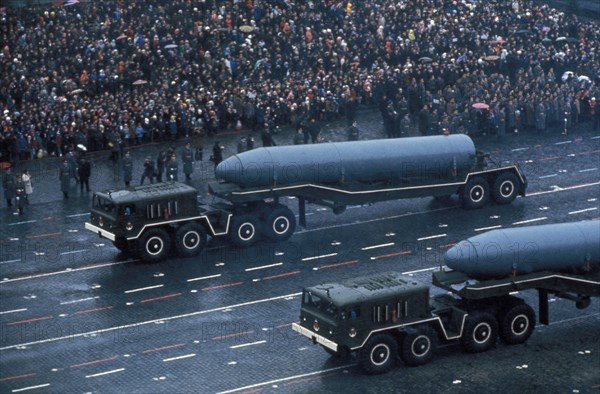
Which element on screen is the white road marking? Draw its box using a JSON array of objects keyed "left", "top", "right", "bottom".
[
  {"left": 124, "top": 284, "right": 164, "bottom": 294},
  {"left": 229, "top": 340, "right": 267, "bottom": 349},
  {"left": 301, "top": 253, "right": 338, "bottom": 261},
  {"left": 538, "top": 174, "right": 557, "bottom": 179},
  {"left": 568, "top": 207, "right": 597, "bottom": 215},
  {"left": 0, "top": 308, "right": 27, "bottom": 315},
  {"left": 245, "top": 263, "right": 283, "bottom": 272},
  {"left": 578, "top": 168, "right": 598, "bottom": 173},
  {"left": 511, "top": 147, "right": 529, "bottom": 152},
  {"left": 0, "top": 292, "right": 301, "bottom": 351},
  {"left": 554, "top": 140, "right": 572, "bottom": 145},
  {"left": 417, "top": 234, "right": 447, "bottom": 241},
  {"left": 0, "top": 259, "right": 21, "bottom": 265},
  {"left": 66, "top": 213, "right": 89, "bottom": 217},
  {"left": 526, "top": 181, "right": 600, "bottom": 196},
  {"left": 85, "top": 368, "right": 125, "bottom": 378},
  {"left": 186, "top": 274, "right": 221, "bottom": 282},
  {"left": 216, "top": 365, "right": 353, "bottom": 394},
  {"left": 512, "top": 217, "right": 547, "bottom": 225},
  {"left": 361, "top": 242, "right": 394, "bottom": 250},
  {"left": 474, "top": 225, "right": 502, "bottom": 232},
  {"left": 0, "top": 259, "right": 139, "bottom": 285},
  {"left": 60, "top": 297, "right": 100, "bottom": 305},
  {"left": 11, "top": 384, "right": 51, "bottom": 392},
  {"left": 8, "top": 220, "right": 37, "bottom": 226},
  {"left": 60, "top": 249, "right": 88, "bottom": 256},
  {"left": 163, "top": 353, "right": 196, "bottom": 362}
]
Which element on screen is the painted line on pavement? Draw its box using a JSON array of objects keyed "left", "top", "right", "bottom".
[
  {"left": 187, "top": 274, "right": 221, "bottom": 282},
  {"left": 301, "top": 253, "right": 338, "bottom": 261},
  {"left": 163, "top": 353, "right": 196, "bottom": 362},
  {"left": 229, "top": 340, "right": 267, "bottom": 349},
  {"left": 568, "top": 207, "right": 597, "bottom": 215},
  {"left": 0, "top": 292, "right": 301, "bottom": 351},
  {"left": 539, "top": 174, "right": 557, "bottom": 179},
  {"left": 0, "top": 308, "right": 27, "bottom": 315},
  {"left": 579, "top": 168, "right": 598, "bottom": 173},
  {"left": 0, "top": 259, "right": 21, "bottom": 265},
  {"left": 417, "top": 234, "right": 447, "bottom": 241},
  {"left": 60, "top": 296, "right": 100, "bottom": 305},
  {"left": 526, "top": 181, "right": 600, "bottom": 196},
  {"left": 8, "top": 220, "right": 37, "bottom": 226},
  {"left": 85, "top": 368, "right": 125, "bottom": 378},
  {"left": 11, "top": 383, "right": 50, "bottom": 392},
  {"left": 60, "top": 249, "right": 88, "bottom": 256},
  {"left": 512, "top": 217, "right": 547, "bottom": 225},
  {"left": 66, "top": 213, "right": 89, "bottom": 218},
  {"left": 245, "top": 263, "right": 283, "bottom": 272},
  {"left": 361, "top": 242, "right": 394, "bottom": 250},
  {"left": 124, "top": 284, "right": 164, "bottom": 294},
  {"left": 474, "top": 225, "right": 502, "bottom": 232}
]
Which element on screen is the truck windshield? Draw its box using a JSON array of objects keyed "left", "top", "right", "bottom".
[
  {"left": 303, "top": 291, "right": 338, "bottom": 317},
  {"left": 93, "top": 195, "right": 116, "bottom": 215}
]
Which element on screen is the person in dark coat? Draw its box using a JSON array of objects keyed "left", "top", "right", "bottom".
[
  {"left": 166, "top": 154, "right": 179, "bottom": 181},
  {"left": 211, "top": 142, "right": 224, "bottom": 169},
  {"left": 156, "top": 151, "right": 167, "bottom": 182},
  {"left": 78, "top": 158, "right": 91, "bottom": 192},
  {"left": 246, "top": 134, "right": 255, "bottom": 151},
  {"left": 59, "top": 159, "right": 71, "bottom": 199},
  {"left": 3, "top": 167, "right": 16, "bottom": 208},
  {"left": 14, "top": 175, "right": 25, "bottom": 215},
  {"left": 122, "top": 150, "right": 133, "bottom": 187},
  {"left": 261, "top": 124, "right": 277, "bottom": 147},
  {"left": 140, "top": 156, "right": 155, "bottom": 185},
  {"left": 66, "top": 150, "right": 79, "bottom": 184},
  {"left": 418, "top": 105, "right": 430, "bottom": 136},
  {"left": 306, "top": 118, "right": 321, "bottom": 143},
  {"left": 347, "top": 121, "right": 359, "bottom": 141},
  {"left": 181, "top": 142, "right": 194, "bottom": 181}
]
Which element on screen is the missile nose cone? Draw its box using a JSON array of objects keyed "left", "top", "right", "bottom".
[
  {"left": 445, "top": 240, "right": 479, "bottom": 274},
  {"left": 215, "top": 155, "right": 242, "bottom": 184}
]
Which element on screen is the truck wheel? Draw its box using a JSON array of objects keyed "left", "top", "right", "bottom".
[
  {"left": 263, "top": 205, "right": 296, "bottom": 242},
  {"left": 400, "top": 326, "right": 437, "bottom": 366},
  {"left": 499, "top": 304, "right": 535, "bottom": 345},
  {"left": 462, "top": 177, "right": 489, "bottom": 209},
  {"left": 175, "top": 223, "right": 207, "bottom": 257},
  {"left": 138, "top": 228, "right": 172, "bottom": 262},
  {"left": 492, "top": 172, "right": 519, "bottom": 204},
  {"left": 359, "top": 334, "right": 397, "bottom": 374},
  {"left": 461, "top": 312, "right": 498, "bottom": 353},
  {"left": 230, "top": 214, "right": 261, "bottom": 247}
]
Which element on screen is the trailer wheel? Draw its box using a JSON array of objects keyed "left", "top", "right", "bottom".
[
  {"left": 359, "top": 334, "right": 397, "bottom": 374},
  {"left": 462, "top": 177, "right": 489, "bottom": 209},
  {"left": 138, "top": 228, "right": 172, "bottom": 262},
  {"left": 230, "top": 214, "right": 261, "bottom": 247},
  {"left": 400, "top": 325, "right": 437, "bottom": 366},
  {"left": 263, "top": 205, "right": 296, "bottom": 242},
  {"left": 175, "top": 223, "right": 207, "bottom": 257},
  {"left": 492, "top": 172, "right": 519, "bottom": 205},
  {"left": 500, "top": 303, "right": 535, "bottom": 345},
  {"left": 461, "top": 312, "right": 498, "bottom": 353}
]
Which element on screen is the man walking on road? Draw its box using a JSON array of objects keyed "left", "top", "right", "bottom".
[
  {"left": 122, "top": 150, "right": 133, "bottom": 187},
  {"left": 78, "top": 157, "right": 91, "bottom": 192},
  {"left": 60, "top": 159, "right": 71, "bottom": 199},
  {"left": 182, "top": 142, "right": 194, "bottom": 181}
]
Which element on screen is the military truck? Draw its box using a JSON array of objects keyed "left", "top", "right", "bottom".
[
  {"left": 86, "top": 135, "right": 527, "bottom": 261},
  {"left": 292, "top": 222, "right": 600, "bottom": 374},
  {"left": 292, "top": 269, "right": 600, "bottom": 374}
]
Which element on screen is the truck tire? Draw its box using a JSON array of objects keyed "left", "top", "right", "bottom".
[
  {"left": 461, "top": 176, "right": 489, "bottom": 209},
  {"left": 175, "top": 223, "right": 207, "bottom": 257},
  {"left": 499, "top": 303, "right": 535, "bottom": 345},
  {"left": 263, "top": 205, "right": 296, "bottom": 242},
  {"left": 230, "top": 214, "right": 261, "bottom": 248},
  {"left": 359, "top": 334, "right": 397, "bottom": 374},
  {"left": 138, "top": 228, "right": 172, "bottom": 262},
  {"left": 492, "top": 172, "right": 519, "bottom": 205},
  {"left": 461, "top": 312, "right": 498, "bottom": 353},
  {"left": 400, "top": 325, "right": 437, "bottom": 366}
]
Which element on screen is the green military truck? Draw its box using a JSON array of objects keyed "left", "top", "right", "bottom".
[{"left": 292, "top": 269, "right": 600, "bottom": 374}]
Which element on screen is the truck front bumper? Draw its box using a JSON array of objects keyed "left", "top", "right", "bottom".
[
  {"left": 85, "top": 222, "right": 116, "bottom": 242},
  {"left": 292, "top": 323, "right": 338, "bottom": 352}
]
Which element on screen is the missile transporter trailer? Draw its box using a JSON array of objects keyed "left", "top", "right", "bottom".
[
  {"left": 85, "top": 135, "right": 527, "bottom": 261},
  {"left": 292, "top": 222, "right": 600, "bottom": 374}
]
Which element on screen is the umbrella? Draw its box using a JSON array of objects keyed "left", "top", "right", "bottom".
[
  {"left": 542, "top": 38, "right": 552, "bottom": 44},
  {"left": 117, "top": 34, "right": 128, "bottom": 40},
  {"left": 484, "top": 55, "right": 499, "bottom": 61},
  {"left": 70, "top": 88, "right": 84, "bottom": 94},
  {"left": 472, "top": 103, "right": 489, "bottom": 110},
  {"left": 566, "top": 37, "right": 579, "bottom": 43},
  {"left": 555, "top": 36, "right": 566, "bottom": 42},
  {"left": 515, "top": 29, "right": 529, "bottom": 34},
  {"left": 132, "top": 79, "right": 148, "bottom": 85},
  {"left": 64, "top": 0, "right": 79, "bottom": 6},
  {"left": 578, "top": 75, "right": 591, "bottom": 82},
  {"left": 561, "top": 71, "right": 575, "bottom": 82},
  {"left": 419, "top": 57, "right": 433, "bottom": 63},
  {"left": 164, "top": 44, "right": 178, "bottom": 49},
  {"left": 239, "top": 25, "right": 255, "bottom": 33},
  {"left": 0, "top": 162, "right": 11, "bottom": 170},
  {"left": 490, "top": 39, "right": 506, "bottom": 44}
]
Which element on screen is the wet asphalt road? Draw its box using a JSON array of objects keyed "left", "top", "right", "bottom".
[{"left": 1, "top": 110, "right": 599, "bottom": 393}]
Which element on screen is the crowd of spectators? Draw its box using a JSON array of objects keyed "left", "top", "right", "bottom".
[{"left": 0, "top": 0, "right": 599, "bottom": 165}]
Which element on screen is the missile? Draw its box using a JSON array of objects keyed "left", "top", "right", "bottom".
[
  {"left": 216, "top": 135, "right": 476, "bottom": 188},
  {"left": 445, "top": 221, "right": 600, "bottom": 279}
]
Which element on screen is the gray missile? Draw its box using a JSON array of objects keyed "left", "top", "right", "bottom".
[
  {"left": 216, "top": 135, "right": 476, "bottom": 188},
  {"left": 445, "top": 221, "right": 600, "bottom": 279}
]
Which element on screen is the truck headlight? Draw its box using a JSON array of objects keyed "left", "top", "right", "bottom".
[
  {"left": 126, "top": 222, "right": 133, "bottom": 231},
  {"left": 349, "top": 328, "right": 357, "bottom": 338},
  {"left": 313, "top": 320, "right": 320, "bottom": 332},
  {"left": 99, "top": 217, "right": 104, "bottom": 227}
]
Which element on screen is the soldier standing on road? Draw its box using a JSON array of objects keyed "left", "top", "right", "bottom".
[
  {"left": 66, "top": 150, "right": 79, "bottom": 184},
  {"left": 237, "top": 136, "right": 246, "bottom": 153},
  {"left": 78, "top": 158, "right": 91, "bottom": 192},
  {"left": 347, "top": 121, "right": 359, "bottom": 141},
  {"left": 60, "top": 159, "right": 71, "bottom": 199},
  {"left": 293, "top": 128, "right": 305, "bottom": 144},
  {"left": 2, "top": 167, "right": 16, "bottom": 208},
  {"left": 211, "top": 141, "right": 224, "bottom": 169},
  {"left": 246, "top": 134, "right": 255, "bottom": 151},
  {"left": 22, "top": 170, "right": 33, "bottom": 202},
  {"left": 400, "top": 114, "right": 411, "bottom": 137},
  {"left": 140, "top": 156, "right": 155, "bottom": 185},
  {"left": 122, "top": 150, "right": 133, "bottom": 187},
  {"left": 14, "top": 175, "right": 25, "bottom": 215},
  {"left": 166, "top": 154, "right": 179, "bottom": 181},
  {"left": 156, "top": 151, "right": 167, "bottom": 182},
  {"left": 182, "top": 142, "right": 194, "bottom": 181}
]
